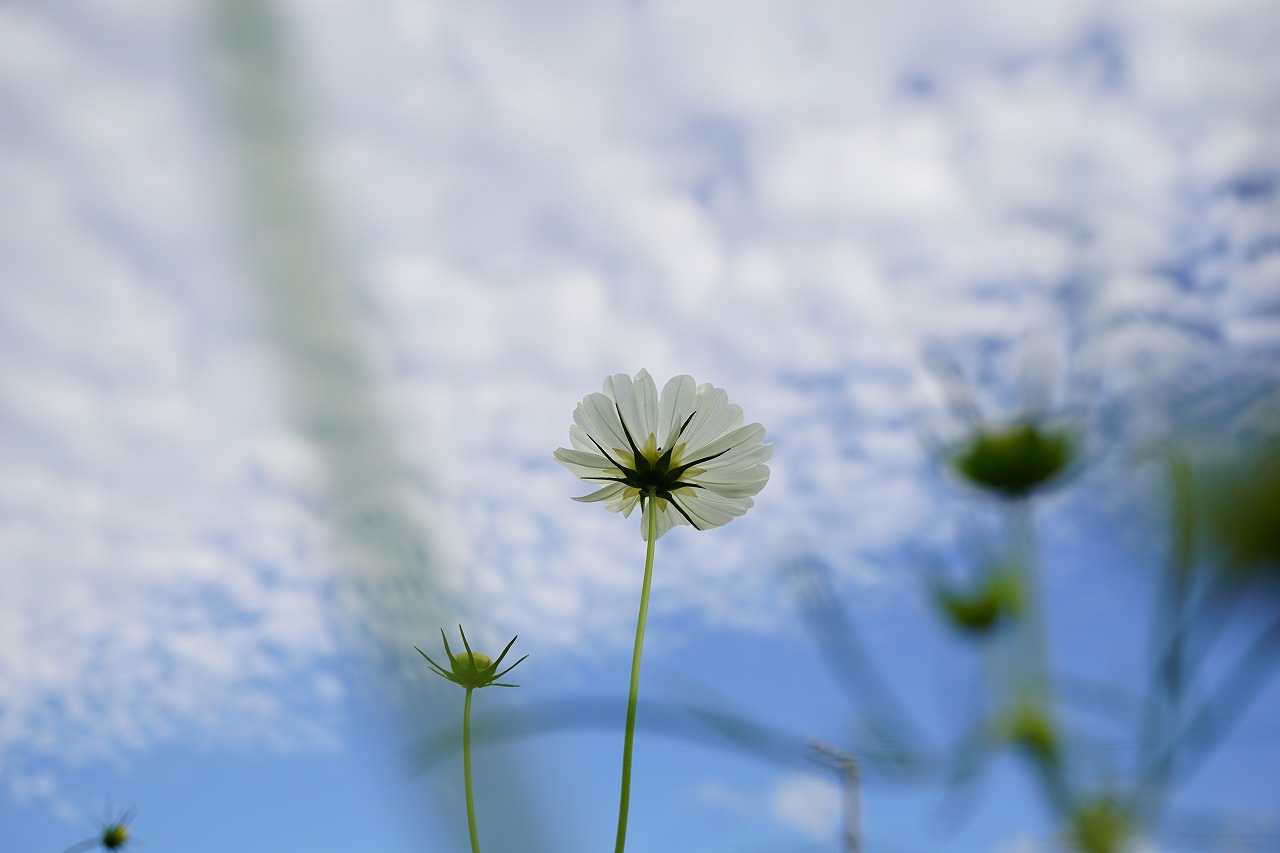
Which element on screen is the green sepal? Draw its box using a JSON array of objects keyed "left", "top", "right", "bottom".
[{"left": 416, "top": 625, "right": 527, "bottom": 690}]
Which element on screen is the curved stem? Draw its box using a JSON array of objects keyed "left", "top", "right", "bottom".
[
  {"left": 615, "top": 487, "right": 659, "bottom": 853},
  {"left": 464, "top": 687, "right": 481, "bottom": 853}
]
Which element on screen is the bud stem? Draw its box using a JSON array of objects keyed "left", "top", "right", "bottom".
[{"left": 463, "top": 686, "right": 481, "bottom": 853}]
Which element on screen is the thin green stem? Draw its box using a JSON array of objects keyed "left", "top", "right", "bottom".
[
  {"left": 1008, "top": 499, "right": 1071, "bottom": 812},
  {"left": 464, "top": 687, "right": 481, "bottom": 853},
  {"left": 1135, "top": 452, "right": 1195, "bottom": 820},
  {"left": 1013, "top": 502, "right": 1051, "bottom": 694},
  {"left": 615, "top": 487, "right": 659, "bottom": 853}
]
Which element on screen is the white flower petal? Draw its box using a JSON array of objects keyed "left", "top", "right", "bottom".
[
  {"left": 554, "top": 447, "right": 616, "bottom": 471},
  {"left": 682, "top": 491, "right": 748, "bottom": 529},
  {"left": 572, "top": 482, "right": 628, "bottom": 503},
  {"left": 579, "top": 392, "right": 628, "bottom": 453},
  {"left": 636, "top": 369, "right": 659, "bottom": 439},
  {"left": 567, "top": 423, "right": 604, "bottom": 455},
  {"left": 554, "top": 462, "right": 615, "bottom": 482},
  {"left": 699, "top": 442, "right": 774, "bottom": 474},
  {"left": 698, "top": 461, "right": 772, "bottom": 485},
  {"left": 698, "top": 490, "right": 755, "bottom": 517},
  {"left": 698, "top": 478, "right": 769, "bottom": 499},
  {"left": 657, "top": 375, "right": 697, "bottom": 448},
  {"left": 606, "top": 371, "right": 651, "bottom": 448},
  {"left": 619, "top": 491, "right": 640, "bottom": 517},
  {"left": 642, "top": 496, "right": 683, "bottom": 540},
  {"left": 683, "top": 389, "right": 744, "bottom": 452},
  {"left": 686, "top": 423, "right": 767, "bottom": 468}
]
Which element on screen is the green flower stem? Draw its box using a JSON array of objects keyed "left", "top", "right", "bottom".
[
  {"left": 1009, "top": 500, "right": 1072, "bottom": 811},
  {"left": 1010, "top": 500, "right": 1050, "bottom": 697},
  {"left": 463, "top": 687, "right": 481, "bottom": 853},
  {"left": 615, "top": 486, "right": 659, "bottom": 853},
  {"left": 1136, "top": 453, "right": 1195, "bottom": 817}
]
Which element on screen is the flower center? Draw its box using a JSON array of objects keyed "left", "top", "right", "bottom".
[
  {"left": 622, "top": 434, "right": 692, "bottom": 495},
  {"left": 102, "top": 826, "right": 130, "bottom": 849},
  {"left": 580, "top": 405, "right": 734, "bottom": 529}
]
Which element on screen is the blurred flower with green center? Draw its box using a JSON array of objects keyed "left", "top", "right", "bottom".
[
  {"left": 100, "top": 825, "right": 129, "bottom": 851},
  {"left": 932, "top": 565, "right": 1023, "bottom": 636},
  {"left": 554, "top": 369, "right": 772, "bottom": 540},
  {"left": 60, "top": 808, "right": 135, "bottom": 853},
  {"left": 951, "top": 419, "right": 1078, "bottom": 498},
  {"left": 997, "top": 700, "right": 1060, "bottom": 767},
  {"left": 1065, "top": 795, "right": 1133, "bottom": 853},
  {"left": 919, "top": 341, "right": 1089, "bottom": 500}
]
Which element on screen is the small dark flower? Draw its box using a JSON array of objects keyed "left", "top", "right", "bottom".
[
  {"left": 60, "top": 807, "right": 135, "bottom": 853},
  {"left": 1065, "top": 795, "right": 1133, "bottom": 853},
  {"left": 415, "top": 625, "right": 527, "bottom": 689},
  {"left": 932, "top": 566, "right": 1022, "bottom": 635},
  {"left": 951, "top": 420, "right": 1077, "bottom": 498},
  {"left": 100, "top": 823, "right": 129, "bottom": 851},
  {"left": 997, "top": 701, "right": 1059, "bottom": 767}
]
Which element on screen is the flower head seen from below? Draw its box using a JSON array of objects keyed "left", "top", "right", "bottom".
[
  {"left": 950, "top": 419, "right": 1078, "bottom": 499},
  {"left": 921, "top": 340, "right": 1087, "bottom": 500},
  {"left": 101, "top": 823, "right": 130, "bottom": 852},
  {"left": 60, "top": 808, "right": 136, "bottom": 853},
  {"left": 554, "top": 370, "right": 772, "bottom": 540},
  {"left": 416, "top": 626, "right": 527, "bottom": 690}
]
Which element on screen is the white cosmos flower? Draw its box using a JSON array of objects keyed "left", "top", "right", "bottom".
[{"left": 554, "top": 370, "right": 772, "bottom": 540}]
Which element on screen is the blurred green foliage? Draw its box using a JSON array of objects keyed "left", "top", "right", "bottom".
[{"left": 1198, "top": 440, "right": 1280, "bottom": 579}]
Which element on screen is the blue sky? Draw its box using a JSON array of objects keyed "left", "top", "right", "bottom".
[{"left": 2, "top": 0, "right": 1279, "bottom": 850}]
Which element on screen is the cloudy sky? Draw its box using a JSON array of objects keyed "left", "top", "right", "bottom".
[{"left": 2, "top": 0, "right": 1278, "bottom": 850}]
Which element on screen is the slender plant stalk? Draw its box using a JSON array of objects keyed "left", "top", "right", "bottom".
[
  {"left": 1010, "top": 500, "right": 1050, "bottom": 698},
  {"left": 463, "top": 687, "right": 481, "bottom": 853},
  {"left": 1008, "top": 499, "right": 1073, "bottom": 812},
  {"left": 1135, "top": 453, "right": 1195, "bottom": 819},
  {"left": 615, "top": 487, "right": 659, "bottom": 853}
]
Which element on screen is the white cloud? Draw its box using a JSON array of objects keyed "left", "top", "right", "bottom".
[
  {"left": 769, "top": 772, "right": 843, "bottom": 843},
  {"left": 697, "top": 774, "right": 846, "bottom": 846}
]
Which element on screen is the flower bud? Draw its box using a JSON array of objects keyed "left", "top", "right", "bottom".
[
  {"left": 416, "top": 626, "right": 527, "bottom": 690},
  {"left": 933, "top": 568, "right": 1021, "bottom": 635},
  {"left": 1065, "top": 795, "right": 1132, "bottom": 853},
  {"left": 998, "top": 702, "right": 1059, "bottom": 767},
  {"left": 952, "top": 421, "right": 1076, "bottom": 498},
  {"left": 451, "top": 651, "right": 493, "bottom": 675},
  {"left": 102, "top": 824, "right": 130, "bottom": 850}
]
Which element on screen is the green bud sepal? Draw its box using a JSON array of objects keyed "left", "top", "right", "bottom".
[{"left": 416, "top": 625, "right": 527, "bottom": 689}]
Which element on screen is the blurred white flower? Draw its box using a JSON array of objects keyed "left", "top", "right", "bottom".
[{"left": 555, "top": 370, "right": 771, "bottom": 540}]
